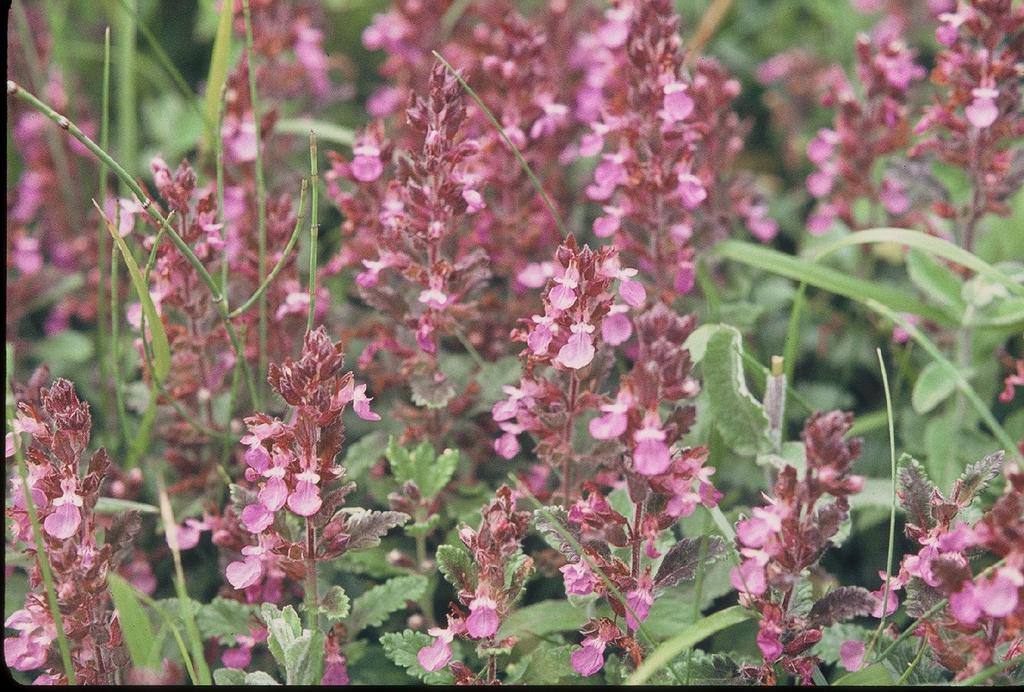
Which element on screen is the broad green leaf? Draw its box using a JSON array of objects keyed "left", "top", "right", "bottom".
[
  {"left": 701, "top": 326, "right": 771, "bottom": 456},
  {"left": 380, "top": 629, "right": 454, "bottom": 684},
  {"left": 906, "top": 248, "right": 966, "bottom": 317},
  {"left": 243, "top": 671, "right": 281, "bottom": 685},
  {"left": 505, "top": 644, "right": 575, "bottom": 685},
  {"left": 498, "top": 600, "right": 588, "bottom": 639},
  {"left": 436, "top": 543, "right": 477, "bottom": 592},
  {"left": 321, "top": 585, "right": 351, "bottom": 623},
  {"left": 385, "top": 438, "right": 458, "bottom": 499},
  {"left": 423, "top": 448, "right": 459, "bottom": 498},
  {"left": 715, "top": 240, "right": 954, "bottom": 326},
  {"left": 260, "top": 604, "right": 302, "bottom": 670},
  {"left": 625, "top": 606, "right": 753, "bottom": 685},
  {"left": 833, "top": 662, "right": 897, "bottom": 686},
  {"left": 213, "top": 668, "right": 246, "bottom": 685},
  {"left": 348, "top": 575, "right": 428, "bottom": 635},
  {"left": 98, "top": 203, "right": 170, "bottom": 382},
  {"left": 341, "top": 431, "right": 388, "bottom": 479},
  {"left": 474, "top": 356, "right": 521, "bottom": 408},
  {"left": 911, "top": 361, "right": 958, "bottom": 414},
  {"left": 108, "top": 573, "right": 158, "bottom": 670}
]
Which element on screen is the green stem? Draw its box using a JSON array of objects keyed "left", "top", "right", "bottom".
[
  {"left": 242, "top": 0, "right": 269, "bottom": 406},
  {"left": 895, "top": 638, "right": 927, "bottom": 686},
  {"left": 6, "top": 357, "right": 77, "bottom": 684},
  {"left": 228, "top": 179, "right": 308, "bottom": 319},
  {"left": 97, "top": 26, "right": 112, "bottom": 437},
  {"left": 307, "top": 132, "right": 319, "bottom": 332},
  {"left": 305, "top": 518, "right": 318, "bottom": 631},
  {"left": 217, "top": 80, "right": 229, "bottom": 298},
  {"left": 115, "top": 0, "right": 137, "bottom": 187}
]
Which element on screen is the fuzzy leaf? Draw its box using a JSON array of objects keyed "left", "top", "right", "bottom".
[
  {"left": 898, "top": 455, "right": 938, "bottom": 533},
  {"left": 700, "top": 326, "right": 772, "bottom": 456},
  {"left": 953, "top": 451, "right": 1004, "bottom": 506},
  {"left": 213, "top": 669, "right": 246, "bottom": 685},
  {"left": 410, "top": 371, "right": 456, "bottom": 409},
  {"left": 436, "top": 543, "right": 477, "bottom": 592},
  {"left": 380, "top": 629, "right": 454, "bottom": 684},
  {"left": 906, "top": 248, "right": 966, "bottom": 317},
  {"left": 833, "top": 662, "right": 897, "bottom": 686},
  {"left": 385, "top": 438, "right": 459, "bottom": 499},
  {"left": 243, "top": 671, "right": 281, "bottom": 685},
  {"left": 282, "top": 630, "right": 325, "bottom": 685},
  {"left": 809, "top": 586, "right": 875, "bottom": 627},
  {"left": 197, "top": 598, "right": 257, "bottom": 646},
  {"left": 904, "top": 577, "right": 944, "bottom": 618},
  {"left": 655, "top": 536, "right": 726, "bottom": 588},
  {"left": 505, "top": 644, "right": 575, "bottom": 684},
  {"left": 349, "top": 575, "right": 428, "bottom": 634},
  {"left": 498, "top": 600, "right": 588, "bottom": 639},
  {"left": 321, "top": 586, "right": 351, "bottom": 623},
  {"left": 532, "top": 506, "right": 583, "bottom": 560},
  {"left": 341, "top": 509, "right": 410, "bottom": 551},
  {"left": 260, "top": 604, "right": 302, "bottom": 670},
  {"left": 342, "top": 431, "right": 388, "bottom": 480}
]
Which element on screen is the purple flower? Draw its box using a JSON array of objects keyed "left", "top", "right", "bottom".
[
  {"left": 632, "top": 415, "right": 670, "bottom": 475},
  {"left": 965, "top": 86, "right": 999, "bottom": 129},
  {"left": 465, "top": 594, "right": 500, "bottom": 639},
  {"left": 560, "top": 561, "right": 597, "bottom": 596},
  {"left": 571, "top": 637, "right": 607, "bottom": 677},
  {"left": 556, "top": 323, "right": 596, "bottom": 370},
  {"left": 840, "top": 640, "right": 866, "bottom": 672}
]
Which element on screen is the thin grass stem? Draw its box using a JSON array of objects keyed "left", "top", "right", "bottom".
[{"left": 307, "top": 132, "right": 319, "bottom": 333}]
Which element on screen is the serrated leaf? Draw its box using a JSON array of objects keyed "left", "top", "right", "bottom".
[
  {"left": 349, "top": 575, "right": 427, "bottom": 634},
  {"left": 531, "top": 506, "right": 582, "bottom": 560},
  {"left": 380, "top": 629, "right": 454, "bottom": 684},
  {"left": 898, "top": 455, "right": 938, "bottom": 533},
  {"left": 342, "top": 431, "right": 388, "bottom": 479},
  {"left": 341, "top": 509, "right": 410, "bottom": 551},
  {"left": 505, "top": 643, "right": 575, "bottom": 685},
  {"left": 423, "top": 448, "right": 459, "bottom": 498},
  {"left": 701, "top": 326, "right": 771, "bottom": 456},
  {"left": 196, "top": 598, "right": 257, "bottom": 646},
  {"left": 912, "top": 361, "right": 958, "bottom": 414},
  {"left": 386, "top": 438, "right": 459, "bottom": 499},
  {"left": 108, "top": 573, "right": 158, "bottom": 670},
  {"left": 436, "top": 543, "right": 477, "bottom": 592},
  {"left": 655, "top": 536, "right": 726, "bottom": 588},
  {"left": 321, "top": 586, "right": 350, "bottom": 622}
]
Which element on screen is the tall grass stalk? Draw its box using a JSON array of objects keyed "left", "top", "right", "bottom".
[{"left": 308, "top": 132, "right": 319, "bottom": 332}]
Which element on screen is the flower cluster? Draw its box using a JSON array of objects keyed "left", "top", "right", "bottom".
[
  {"left": 417, "top": 485, "right": 534, "bottom": 683},
  {"left": 731, "top": 411, "right": 871, "bottom": 685},
  {"left": 224, "top": 327, "right": 380, "bottom": 591},
  {"left": 5, "top": 377, "right": 140, "bottom": 684},
  {"left": 886, "top": 452, "right": 1023, "bottom": 682}
]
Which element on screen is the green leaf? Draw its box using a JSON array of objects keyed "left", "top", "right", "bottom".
[
  {"left": 98, "top": 204, "right": 170, "bottom": 383},
  {"left": 906, "top": 248, "right": 966, "bottom": 317},
  {"left": 341, "top": 431, "right": 388, "bottom": 479},
  {"left": 701, "top": 326, "right": 771, "bottom": 456},
  {"left": 473, "top": 356, "right": 521, "bottom": 410},
  {"left": 196, "top": 598, "right": 256, "bottom": 646},
  {"left": 424, "top": 448, "right": 460, "bottom": 498},
  {"left": 505, "top": 644, "right": 575, "bottom": 684},
  {"left": 348, "top": 575, "right": 427, "bottom": 635},
  {"left": 108, "top": 573, "right": 158, "bottom": 670},
  {"left": 321, "top": 585, "right": 351, "bottom": 623},
  {"left": 436, "top": 543, "right": 477, "bottom": 592},
  {"left": 260, "top": 604, "right": 302, "bottom": 670},
  {"left": 385, "top": 438, "right": 459, "bottom": 499},
  {"left": 243, "top": 670, "right": 282, "bottom": 685},
  {"left": 274, "top": 118, "right": 355, "bottom": 147},
  {"left": 833, "top": 662, "right": 897, "bottom": 686},
  {"left": 380, "top": 629, "right": 454, "bottom": 684},
  {"left": 911, "top": 361, "right": 958, "bottom": 414},
  {"left": 624, "top": 606, "right": 753, "bottom": 685},
  {"left": 202, "top": 0, "right": 233, "bottom": 152}
]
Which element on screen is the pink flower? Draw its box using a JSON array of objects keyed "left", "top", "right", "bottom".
[
  {"left": 840, "top": 640, "right": 866, "bottom": 672},
  {"left": 4, "top": 606, "right": 54, "bottom": 671},
  {"left": 571, "top": 637, "right": 607, "bottom": 677},
  {"left": 625, "top": 576, "right": 654, "bottom": 630},
  {"left": 593, "top": 208, "right": 622, "bottom": 238},
  {"left": 176, "top": 518, "right": 208, "bottom": 550},
  {"left": 632, "top": 415, "right": 671, "bottom": 475},
  {"left": 560, "top": 561, "right": 597, "bottom": 596},
  {"left": 466, "top": 595, "right": 499, "bottom": 639},
  {"left": 880, "top": 176, "right": 910, "bottom": 215},
  {"left": 677, "top": 173, "right": 707, "bottom": 209},
  {"left": 241, "top": 503, "right": 275, "bottom": 534},
  {"left": 556, "top": 323, "right": 596, "bottom": 370},
  {"left": 675, "top": 261, "right": 696, "bottom": 295},
  {"left": 517, "top": 262, "right": 555, "bottom": 289},
  {"left": 43, "top": 479, "right": 82, "bottom": 539},
  {"left": 736, "top": 508, "right": 782, "bottom": 549},
  {"left": 494, "top": 422, "right": 523, "bottom": 460},
  {"left": 350, "top": 383, "right": 381, "bottom": 421},
  {"left": 756, "top": 620, "right": 783, "bottom": 661},
  {"left": 807, "top": 128, "right": 837, "bottom": 165},
  {"left": 730, "top": 558, "right": 767, "bottom": 596},
  {"left": 288, "top": 472, "right": 323, "bottom": 516},
  {"left": 226, "top": 546, "right": 265, "bottom": 590},
  {"left": 965, "top": 86, "right": 999, "bottom": 129},
  {"left": 351, "top": 144, "right": 384, "bottom": 182},
  {"left": 587, "top": 155, "right": 626, "bottom": 201},
  {"left": 662, "top": 82, "right": 694, "bottom": 122},
  {"left": 806, "top": 170, "right": 835, "bottom": 198},
  {"left": 618, "top": 277, "right": 646, "bottom": 309},
  {"left": 601, "top": 306, "right": 632, "bottom": 346},
  {"left": 462, "top": 188, "right": 486, "bottom": 213},
  {"left": 549, "top": 262, "right": 580, "bottom": 310}
]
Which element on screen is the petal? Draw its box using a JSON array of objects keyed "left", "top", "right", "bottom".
[
  {"left": 287, "top": 481, "right": 323, "bottom": 517},
  {"left": 417, "top": 637, "right": 452, "bottom": 672},
  {"left": 226, "top": 556, "right": 263, "bottom": 590},
  {"left": 589, "top": 412, "right": 627, "bottom": 440},
  {"left": 259, "top": 476, "right": 288, "bottom": 512},
  {"left": 571, "top": 640, "right": 606, "bottom": 677},
  {"left": 465, "top": 603, "right": 499, "bottom": 639},
  {"left": 555, "top": 332, "right": 595, "bottom": 370},
  {"left": 633, "top": 438, "right": 670, "bottom": 476},
  {"left": 619, "top": 279, "right": 646, "bottom": 308},
  {"left": 43, "top": 503, "right": 80, "bottom": 540},
  {"left": 241, "top": 503, "right": 275, "bottom": 534}
]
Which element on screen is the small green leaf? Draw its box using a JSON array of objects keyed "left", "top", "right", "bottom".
[
  {"left": 108, "top": 573, "right": 158, "bottom": 670},
  {"left": 196, "top": 598, "right": 256, "bottom": 646},
  {"left": 912, "top": 361, "right": 958, "bottom": 414},
  {"left": 342, "top": 431, "right": 388, "bottom": 479},
  {"left": 212, "top": 668, "right": 246, "bottom": 685},
  {"left": 94, "top": 497, "right": 160, "bottom": 514},
  {"left": 282, "top": 630, "right": 325, "bottom": 685},
  {"left": 701, "top": 326, "right": 771, "bottom": 456},
  {"left": 385, "top": 438, "right": 459, "bottom": 499},
  {"left": 260, "top": 604, "right": 302, "bottom": 670},
  {"left": 498, "top": 600, "right": 588, "bottom": 639},
  {"left": 321, "top": 585, "right": 351, "bottom": 623},
  {"left": 906, "top": 248, "right": 966, "bottom": 318},
  {"left": 422, "top": 448, "right": 459, "bottom": 498},
  {"left": 348, "top": 575, "right": 428, "bottom": 635},
  {"left": 243, "top": 670, "right": 282, "bottom": 685},
  {"left": 505, "top": 644, "right": 575, "bottom": 685}
]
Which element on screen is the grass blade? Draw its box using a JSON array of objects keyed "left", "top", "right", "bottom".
[
  {"left": 203, "top": 0, "right": 234, "bottom": 154},
  {"left": 715, "top": 240, "right": 954, "bottom": 326},
  {"left": 624, "top": 606, "right": 752, "bottom": 685},
  {"left": 809, "top": 228, "right": 1024, "bottom": 298},
  {"left": 275, "top": 117, "right": 354, "bottom": 147},
  {"left": 108, "top": 573, "right": 158, "bottom": 670},
  {"left": 308, "top": 132, "right": 319, "bottom": 332}
]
